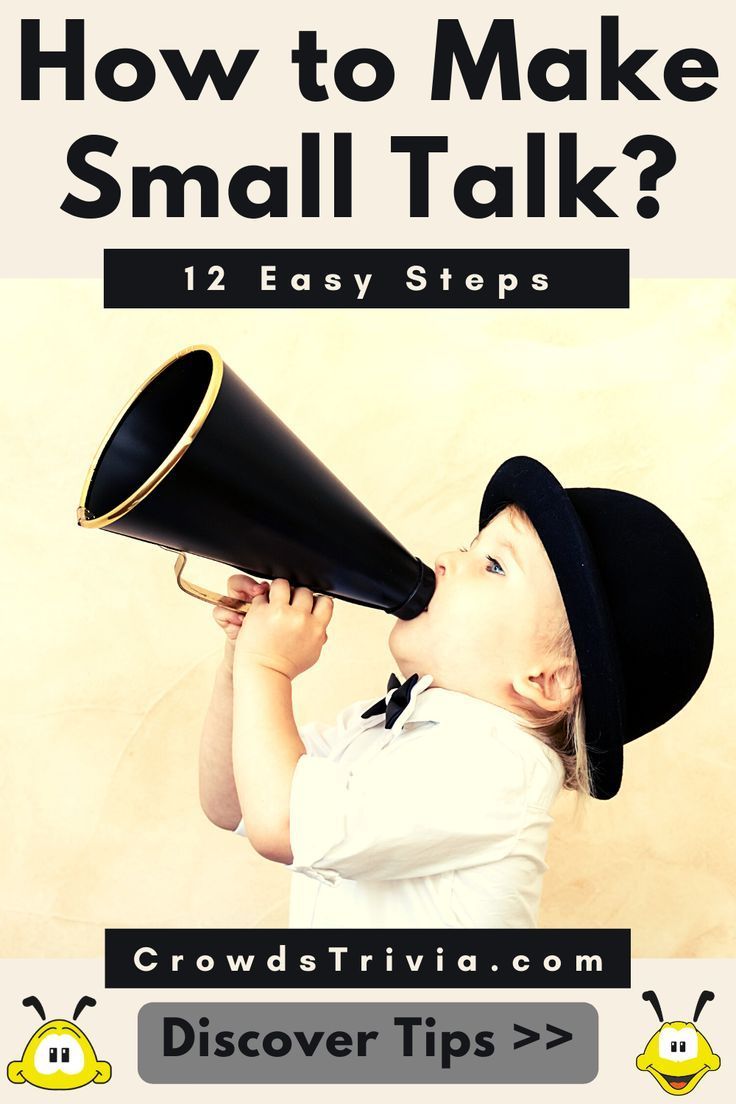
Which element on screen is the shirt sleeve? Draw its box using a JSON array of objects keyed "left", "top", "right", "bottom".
[
  {"left": 287, "top": 726, "right": 532, "bottom": 885},
  {"left": 296, "top": 718, "right": 339, "bottom": 758}
]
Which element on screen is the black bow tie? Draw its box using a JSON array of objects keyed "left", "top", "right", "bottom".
[{"left": 361, "top": 673, "right": 420, "bottom": 730}]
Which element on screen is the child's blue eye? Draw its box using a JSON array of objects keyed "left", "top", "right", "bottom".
[{"left": 459, "top": 545, "right": 504, "bottom": 575}]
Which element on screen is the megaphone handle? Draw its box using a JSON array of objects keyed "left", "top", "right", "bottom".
[{"left": 173, "top": 553, "right": 252, "bottom": 614}]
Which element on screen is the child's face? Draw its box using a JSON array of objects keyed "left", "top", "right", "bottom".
[{"left": 389, "top": 506, "right": 569, "bottom": 715}]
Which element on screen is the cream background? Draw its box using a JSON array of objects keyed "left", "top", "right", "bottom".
[
  {"left": 1, "top": 957, "right": 733, "bottom": 1101},
  {"left": 1, "top": 0, "right": 734, "bottom": 276},
  {"left": 0, "top": 279, "right": 734, "bottom": 957}
]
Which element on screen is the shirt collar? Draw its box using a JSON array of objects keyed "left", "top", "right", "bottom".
[
  {"left": 358, "top": 674, "right": 538, "bottom": 740},
  {"left": 409, "top": 684, "right": 534, "bottom": 732}
]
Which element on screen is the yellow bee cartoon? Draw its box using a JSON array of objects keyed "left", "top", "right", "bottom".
[
  {"left": 636, "top": 990, "right": 720, "bottom": 1095},
  {"left": 7, "top": 995, "right": 112, "bottom": 1090}
]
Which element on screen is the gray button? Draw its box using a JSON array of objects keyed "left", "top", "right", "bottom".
[{"left": 138, "top": 1002, "right": 598, "bottom": 1083}]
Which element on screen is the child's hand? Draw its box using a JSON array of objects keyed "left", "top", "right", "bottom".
[
  {"left": 233, "top": 578, "right": 334, "bottom": 681},
  {"left": 214, "top": 574, "right": 270, "bottom": 669}
]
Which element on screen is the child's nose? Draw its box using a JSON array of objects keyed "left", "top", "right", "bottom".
[{"left": 434, "top": 552, "right": 455, "bottom": 576}]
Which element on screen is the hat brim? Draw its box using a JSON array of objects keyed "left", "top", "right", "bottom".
[{"left": 479, "top": 456, "right": 625, "bottom": 800}]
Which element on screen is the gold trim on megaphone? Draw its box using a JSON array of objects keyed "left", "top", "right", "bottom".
[{"left": 77, "top": 344, "right": 224, "bottom": 529}]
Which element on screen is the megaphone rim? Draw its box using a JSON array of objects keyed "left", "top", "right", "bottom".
[{"left": 76, "top": 343, "right": 224, "bottom": 529}]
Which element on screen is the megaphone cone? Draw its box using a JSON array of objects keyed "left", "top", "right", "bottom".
[{"left": 78, "top": 345, "right": 435, "bottom": 619}]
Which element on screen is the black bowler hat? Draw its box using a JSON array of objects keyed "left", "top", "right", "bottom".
[{"left": 479, "top": 456, "right": 714, "bottom": 800}]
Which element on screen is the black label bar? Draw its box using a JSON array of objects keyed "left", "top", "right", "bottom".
[
  {"left": 105, "top": 928, "right": 631, "bottom": 989},
  {"left": 103, "top": 248, "right": 629, "bottom": 308}
]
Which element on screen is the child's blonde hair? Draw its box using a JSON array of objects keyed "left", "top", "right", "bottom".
[{"left": 503, "top": 504, "right": 592, "bottom": 797}]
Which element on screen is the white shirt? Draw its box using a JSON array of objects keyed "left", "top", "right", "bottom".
[{"left": 235, "top": 676, "right": 564, "bottom": 928}]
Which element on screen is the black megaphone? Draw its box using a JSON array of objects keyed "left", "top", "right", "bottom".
[{"left": 77, "top": 345, "right": 435, "bottom": 618}]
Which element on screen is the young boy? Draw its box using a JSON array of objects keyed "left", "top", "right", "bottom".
[{"left": 199, "top": 456, "right": 713, "bottom": 928}]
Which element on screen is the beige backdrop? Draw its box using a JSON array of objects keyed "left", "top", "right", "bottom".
[
  {"left": 1, "top": 279, "right": 734, "bottom": 957},
  {"left": 2, "top": 0, "right": 734, "bottom": 277}
]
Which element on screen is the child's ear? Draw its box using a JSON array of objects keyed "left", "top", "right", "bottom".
[{"left": 512, "top": 659, "right": 580, "bottom": 714}]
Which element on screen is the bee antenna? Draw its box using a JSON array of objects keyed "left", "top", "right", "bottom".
[
  {"left": 22, "top": 996, "right": 46, "bottom": 1020},
  {"left": 72, "top": 996, "right": 97, "bottom": 1021},
  {"left": 692, "top": 991, "right": 714, "bottom": 1023},
  {"left": 642, "top": 990, "right": 664, "bottom": 1021}
]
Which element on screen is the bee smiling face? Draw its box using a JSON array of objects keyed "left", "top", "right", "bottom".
[
  {"left": 6, "top": 996, "right": 111, "bottom": 1090},
  {"left": 636, "top": 1021, "right": 721, "bottom": 1095}
]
